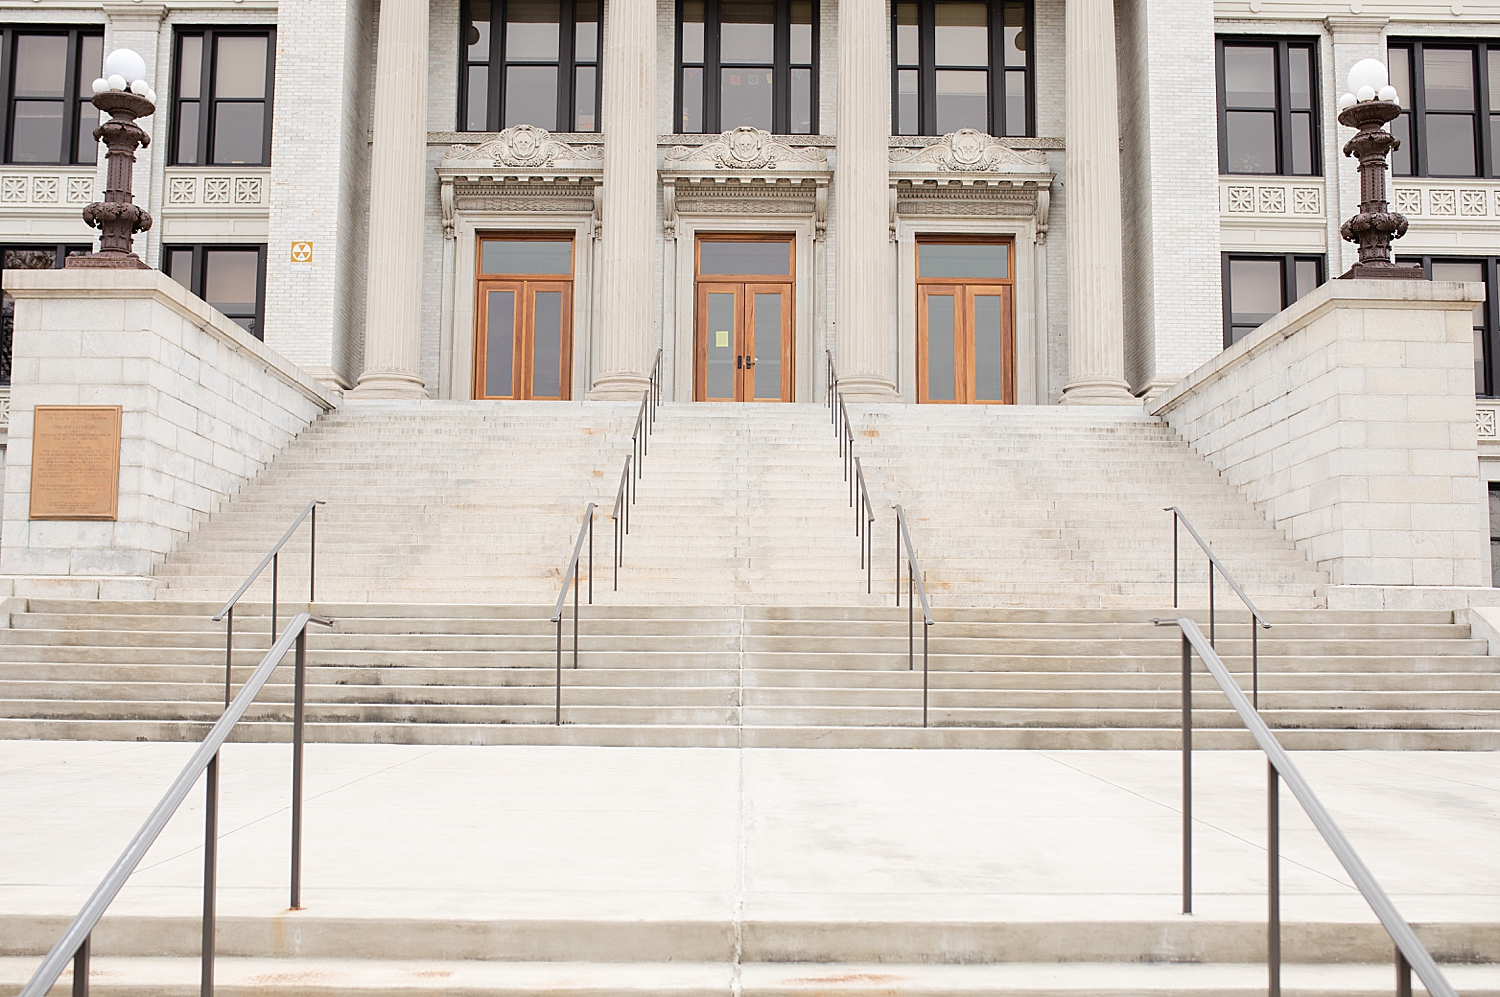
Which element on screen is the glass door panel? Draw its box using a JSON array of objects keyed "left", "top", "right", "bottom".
[
  {"left": 749, "top": 286, "right": 788, "bottom": 401},
  {"left": 920, "top": 288, "right": 959, "bottom": 403}
]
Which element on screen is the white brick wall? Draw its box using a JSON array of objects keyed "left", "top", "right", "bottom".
[
  {"left": 1153, "top": 279, "right": 1489, "bottom": 588},
  {"left": 0, "top": 270, "right": 335, "bottom": 597}
]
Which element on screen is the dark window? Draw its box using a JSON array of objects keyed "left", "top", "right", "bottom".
[
  {"left": 1221, "top": 253, "right": 1323, "bottom": 347},
  {"left": 677, "top": 0, "right": 818, "bottom": 134},
  {"left": 1402, "top": 256, "right": 1497, "bottom": 395},
  {"left": 171, "top": 29, "right": 275, "bottom": 166},
  {"left": 1216, "top": 37, "right": 1320, "bottom": 175},
  {"left": 892, "top": 0, "right": 1029, "bottom": 137},
  {"left": 461, "top": 0, "right": 601, "bottom": 133},
  {"left": 0, "top": 29, "right": 103, "bottom": 165},
  {"left": 0, "top": 243, "right": 88, "bottom": 384},
  {"left": 1387, "top": 40, "right": 1500, "bottom": 178},
  {"left": 163, "top": 244, "right": 267, "bottom": 340}
]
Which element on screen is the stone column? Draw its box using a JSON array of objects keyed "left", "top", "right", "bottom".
[
  {"left": 1060, "top": 0, "right": 1134, "bottom": 404},
  {"left": 833, "top": 0, "right": 897, "bottom": 400},
  {"left": 589, "top": 0, "right": 656, "bottom": 399},
  {"left": 351, "top": 0, "right": 429, "bottom": 398}
]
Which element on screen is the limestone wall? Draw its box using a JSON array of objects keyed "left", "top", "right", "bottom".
[
  {"left": 1152, "top": 279, "right": 1489, "bottom": 590},
  {"left": 0, "top": 269, "right": 336, "bottom": 599}
]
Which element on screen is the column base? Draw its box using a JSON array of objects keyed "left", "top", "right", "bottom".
[
  {"left": 587, "top": 369, "right": 652, "bottom": 401},
  {"left": 833, "top": 372, "right": 900, "bottom": 402},
  {"left": 348, "top": 368, "right": 428, "bottom": 399},
  {"left": 1060, "top": 375, "right": 1139, "bottom": 406}
]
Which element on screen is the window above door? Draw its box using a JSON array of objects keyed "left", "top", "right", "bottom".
[
  {"left": 676, "top": 0, "right": 817, "bottom": 135},
  {"left": 892, "top": 0, "right": 1031, "bottom": 138},
  {"left": 461, "top": 0, "right": 601, "bottom": 133}
]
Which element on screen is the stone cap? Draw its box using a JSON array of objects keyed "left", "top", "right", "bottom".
[
  {"left": 1152, "top": 278, "right": 1486, "bottom": 418},
  {"left": 3, "top": 267, "right": 337, "bottom": 412}
]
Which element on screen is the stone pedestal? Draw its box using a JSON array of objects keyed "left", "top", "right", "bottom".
[
  {"left": 832, "top": 0, "right": 897, "bottom": 401},
  {"left": 588, "top": 0, "right": 656, "bottom": 399},
  {"left": 351, "top": 0, "right": 428, "bottom": 398},
  {"left": 1060, "top": 0, "right": 1134, "bottom": 405}
]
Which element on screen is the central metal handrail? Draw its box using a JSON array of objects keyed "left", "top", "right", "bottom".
[
  {"left": 19, "top": 611, "right": 336, "bottom": 997},
  {"left": 894, "top": 504, "right": 934, "bottom": 727},
  {"left": 826, "top": 352, "right": 875, "bottom": 592},
  {"left": 612, "top": 349, "right": 663, "bottom": 590},
  {"left": 211, "top": 499, "right": 324, "bottom": 707},
  {"left": 550, "top": 503, "right": 595, "bottom": 725},
  {"left": 1166, "top": 506, "right": 1272, "bottom": 707},
  {"left": 1166, "top": 617, "right": 1457, "bottom": 997}
]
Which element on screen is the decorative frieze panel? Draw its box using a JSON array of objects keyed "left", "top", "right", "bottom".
[
  {"left": 1392, "top": 180, "right": 1500, "bottom": 223},
  {"left": 1220, "top": 179, "right": 1323, "bottom": 218},
  {"left": 163, "top": 170, "right": 268, "bottom": 208},
  {"left": 0, "top": 169, "right": 96, "bottom": 209}
]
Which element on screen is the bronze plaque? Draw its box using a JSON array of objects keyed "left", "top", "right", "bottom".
[{"left": 30, "top": 405, "right": 122, "bottom": 521}]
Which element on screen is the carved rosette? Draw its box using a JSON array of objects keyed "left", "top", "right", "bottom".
[{"left": 665, "top": 127, "right": 829, "bottom": 170}]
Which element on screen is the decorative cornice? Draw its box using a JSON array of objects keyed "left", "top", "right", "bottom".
[
  {"left": 440, "top": 124, "right": 603, "bottom": 170},
  {"left": 889, "top": 129, "right": 1051, "bottom": 173},
  {"left": 664, "top": 127, "right": 829, "bottom": 171}
]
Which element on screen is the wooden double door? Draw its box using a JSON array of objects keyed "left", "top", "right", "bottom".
[
  {"left": 694, "top": 236, "right": 795, "bottom": 402},
  {"left": 916, "top": 239, "right": 1016, "bottom": 404}
]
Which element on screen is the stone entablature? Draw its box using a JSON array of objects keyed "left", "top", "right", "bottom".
[
  {"left": 889, "top": 130, "right": 1055, "bottom": 231},
  {"left": 436, "top": 125, "right": 604, "bottom": 238}
]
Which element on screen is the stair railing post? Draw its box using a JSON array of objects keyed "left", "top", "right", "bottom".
[
  {"left": 1269, "top": 760, "right": 1281, "bottom": 997},
  {"left": 202, "top": 751, "right": 219, "bottom": 997},
  {"left": 1181, "top": 632, "right": 1193, "bottom": 916},
  {"left": 71, "top": 935, "right": 89, "bottom": 997},
  {"left": 290, "top": 626, "right": 306, "bottom": 910}
]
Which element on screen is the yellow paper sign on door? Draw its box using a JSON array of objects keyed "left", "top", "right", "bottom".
[{"left": 715, "top": 330, "right": 730, "bottom": 348}]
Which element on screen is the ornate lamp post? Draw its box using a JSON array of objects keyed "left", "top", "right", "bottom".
[
  {"left": 65, "top": 49, "right": 157, "bottom": 270},
  {"left": 1337, "top": 58, "right": 1424, "bottom": 280}
]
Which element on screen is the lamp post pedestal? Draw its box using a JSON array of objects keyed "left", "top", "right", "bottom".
[
  {"left": 66, "top": 90, "right": 154, "bottom": 270},
  {"left": 1337, "top": 98, "right": 1423, "bottom": 280}
]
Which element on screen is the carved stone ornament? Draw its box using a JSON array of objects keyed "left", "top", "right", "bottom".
[
  {"left": 441, "top": 124, "right": 602, "bottom": 169},
  {"left": 665, "top": 127, "right": 829, "bottom": 170},
  {"left": 889, "top": 129, "right": 1049, "bottom": 172}
]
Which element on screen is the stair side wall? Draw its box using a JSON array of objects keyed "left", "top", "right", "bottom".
[
  {"left": 1152, "top": 278, "right": 1489, "bottom": 591},
  {"left": 0, "top": 270, "right": 337, "bottom": 600}
]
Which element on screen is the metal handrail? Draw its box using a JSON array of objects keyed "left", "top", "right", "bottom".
[
  {"left": 1167, "top": 617, "right": 1457, "bottom": 997},
  {"left": 826, "top": 352, "right": 875, "bottom": 592},
  {"left": 550, "top": 503, "right": 595, "bottom": 725},
  {"left": 893, "top": 504, "right": 934, "bottom": 727},
  {"left": 1166, "top": 506, "right": 1273, "bottom": 707},
  {"left": 20, "top": 612, "right": 336, "bottom": 997},
  {"left": 211, "top": 499, "right": 324, "bottom": 707}
]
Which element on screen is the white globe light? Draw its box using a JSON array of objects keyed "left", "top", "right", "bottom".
[
  {"left": 1357, "top": 85, "right": 1376, "bottom": 102},
  {"left": 1348, "top": 58, "right": 1389, "bottom": 95},
  {"left": 91, "top": 77, "right": 108, "bottom": 95},
  {"left": 1378, "top": 85, "right": 1399, "bottom": 103},
  {"left": 103, "top": 48, "right": 148, "bottom": 86},
  {"left": 107, "top": 74, "right": 126, "bottom": 92},
  {"left": 1338, "top": 92, "right": 1358, "bottom": 111}
]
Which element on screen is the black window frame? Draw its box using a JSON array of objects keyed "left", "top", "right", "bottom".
[
  {"left": 1387, "top": 39, "right": 1500, "bottom": 179},
  {"left": 162, "top": 243, "right": 268, "bottom": 341},
  {"left": 1402, "top": 255, "right": 1499, "bottom": 396},
  {"left": 169, "top": 27, "right": 277, "bottom": 167},
  {"left": 460, "top": 0, "right": 603, "bottom": 134},
  {"left": 1221, "top": 252, "right": 1325, "bottom": 349},
  {"left": 1215, "top": 35, "right": 1322, "bottom": 177},
  {"left": 890, "top": 0, "right": 1032, "bottom": 138},
  {"left": 674, "top": 0, "right": 820, "bottom": 136},
  {"left": 0, "top": 242, "right": 90, "bottom": 385},
  {"left": 0, "top": 26, "right": 104, "bottom": 166}
]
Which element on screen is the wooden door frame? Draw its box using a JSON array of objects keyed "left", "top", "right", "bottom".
[
  {"left": 693, "top": 234, "right": 797, "bottom": 402},
  {"left": 914, "top": 236, "right": 1016, "bottom": 405}
]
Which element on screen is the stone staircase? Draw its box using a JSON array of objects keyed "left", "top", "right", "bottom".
[{"left": 0, "top": 600, "right": 1494, "bottom": 749}]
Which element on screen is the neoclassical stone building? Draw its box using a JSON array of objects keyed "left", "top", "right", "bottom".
[{"left": 4, "top": 0, "right": 1500, "bottom": 417}]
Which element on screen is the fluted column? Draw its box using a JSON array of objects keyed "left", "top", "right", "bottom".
[
  {"left": 351, "top": 0, "right": 428, "bottom": 398},
  {"left": 1060, "top": 0, "right": 1134, "bottom": 404},
  {"left": 833, "top": 0, "right": 897, "bottom": 400},
  {"left": 589, "top": 0, "right": 656, "bottom": 398}
]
